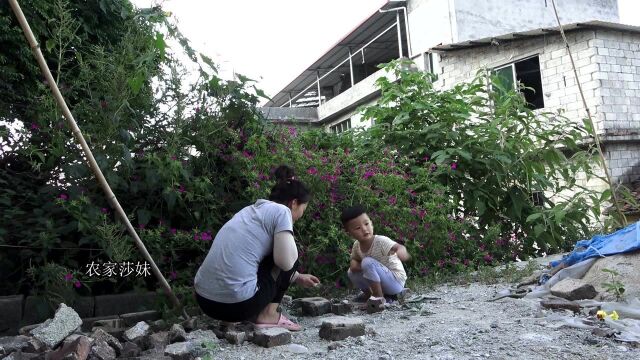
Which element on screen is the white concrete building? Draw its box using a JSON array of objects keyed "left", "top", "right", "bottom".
[{"left": 260, "top": 0, "right": 639, "bottom": 186}]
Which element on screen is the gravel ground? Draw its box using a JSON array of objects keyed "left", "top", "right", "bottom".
[{"left": 211, "top": 281, "right": 640, "bottom": 360}]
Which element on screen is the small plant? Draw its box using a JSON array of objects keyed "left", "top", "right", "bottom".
[
  {"left": 201, "top": 340, "right": 218, "bottom": 360},
  {"left": 602, "top": 268, "right": 626, "bottom": 301}
]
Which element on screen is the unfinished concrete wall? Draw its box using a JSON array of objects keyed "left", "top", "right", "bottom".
[
  {"left": 407, "top": 0, "right": 455, "bottom": 55},
  {"left": 453, "top": 0, "right": 619, "bottom": 43},
  {"left": 433, "top": 28, "right": 640, "bottom": 185}
]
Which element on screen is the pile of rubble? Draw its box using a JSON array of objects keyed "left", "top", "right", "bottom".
[{"left": 0, "top": 295, "right": 378, "bottom": 359}]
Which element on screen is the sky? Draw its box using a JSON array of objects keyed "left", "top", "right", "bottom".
[{"left": 131, "top": 0, "right": 640, "bottom": 102}]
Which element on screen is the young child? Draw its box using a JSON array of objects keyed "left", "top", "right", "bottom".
[{"left": 341, "top": 205, "right": 410, "bottom": 304}]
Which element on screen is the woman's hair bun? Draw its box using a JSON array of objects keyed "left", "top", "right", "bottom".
[{"left": 273, "top": 165, "right": 295, "bottom": 183}]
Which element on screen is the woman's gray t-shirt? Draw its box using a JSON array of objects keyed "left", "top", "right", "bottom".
[{"left": 194, "top": 199, "right": 293, "bottom": 303}]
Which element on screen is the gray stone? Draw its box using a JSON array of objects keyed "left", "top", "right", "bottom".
[
  {"left": 149, "top": 331, "right": 169, "bottom": 350},
  {"left": 18, "top": 324, "right": 40, "bottom": 336},
  {"left": 120, "top": 311, "right": 161, "bottom": 327},
  {"left": 328, "top": 341, "right": 343, "bottom": 351},
  {"left": 168, "top": 324, "right": 187, "bottom": 344},
  {"left": 299, "top": 297, "right": 331, "bottom": 316},
  {"left": 91, "top": 328, "right": 122, "bottom": 356},
  {"left": 0, "top": 295, "right": 23, "bottom": 336},
  {"left": 253, "top": 327, "right": 291, "bottom": 348},
  {"left": 550, "top": 279, "right": 598, "bottom": 300},
  {"left": 30, "top": 303, "right": 82, "bottom": 348},
  {"left": 224, "top": 331, "right": 246, "bottom": 345},
  {"left": 123, "top": 321, "right": 150, "bottom": 343},
  {"left": 179, "top": 317, "right": 197, "bottom": 332},
  {"left": 89, "top": 339, "right": 116, "bottom": 360},
  {"left": 163, "top": 341, "right": 208, "bottom": 360},
  {"left": 285, "top": 343, "right": 308, "bottom": 353},
  {"left": 184, "top": 329, "right": 216, "bottom": 342},
  {"left": 0, "top": 335, "right": 30, "bottom": 356},
  {"left": 120, "top": 341, "right": 141, "bottom": 358},
  {"left": 319, "top": 317, "right": 365, "bottom": 341},
  {"left": 366, "top": 297, "right": 385, "bottom": 314},
  {"left": 331, "top": 302, "right": 352, "bottom": 315},
  {"left": 540, "top": 298, "right": 582, "bottom": 313}
]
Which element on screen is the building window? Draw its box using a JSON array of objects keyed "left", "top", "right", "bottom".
[
  {"left": 424, "top": 52, "right": 434, "bottom": 74},
  {"left": 531, "top": 191, "right": 545, "bottom": 207},
  {"left": 494, "top": 56, "right": 544, "bottom": 110},
  {"left": 330, "top": 118, "right": 351, "bottom": 134}
]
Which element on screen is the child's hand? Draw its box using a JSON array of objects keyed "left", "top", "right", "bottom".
[{"left": 295, "top": 273, "right": 321, "bottom": 288}]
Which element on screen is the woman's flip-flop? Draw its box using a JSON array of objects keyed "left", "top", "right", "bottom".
[{"left": 253, "top": 313, "right": 302, "bottom": 331}]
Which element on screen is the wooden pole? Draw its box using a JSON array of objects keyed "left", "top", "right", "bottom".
[{"left": 8, "top": 0, "right": 188, "bottom": 317}]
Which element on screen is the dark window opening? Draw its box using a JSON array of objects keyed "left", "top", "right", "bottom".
[
  {"left": 494, "top": 56, "right": 544, "bottom": 110},
  {"left": 330, "top": 118, "right": 352, "bottom": 134}
]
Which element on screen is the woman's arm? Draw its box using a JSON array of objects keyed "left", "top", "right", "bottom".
[{"left": 273, "top": 231, "right": 298, "bottom": 271}]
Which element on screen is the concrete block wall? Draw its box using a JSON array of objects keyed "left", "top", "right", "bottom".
[
  {"left": 433, "top": 28, "right": 640, "bottom": 185},
  {"left": 434, "top": 30, "right": 600, "bottom": 130},
  {"left": 592, "top": 29, "right": 640, "bottom": 134}
]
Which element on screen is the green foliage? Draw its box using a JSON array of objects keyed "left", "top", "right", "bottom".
[
  {"left": 361, "top": 59, "right": 604, "bottom": 257},
  {"left": 602, "top": 268, "right": 626, "bottom": 301},
  {"left": 0, "top": 2, "right": 610, "bottom": 303}
]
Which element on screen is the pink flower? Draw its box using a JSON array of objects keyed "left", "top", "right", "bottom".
[
  {"left": 362, "top": 170, "right": 375, "bottom": 180},
  {"left": 138, "top": 224, "right": 146, "bottom": 229},
  {"left": 170, "top": 228, "right": 177, "bottom": 235},
  {"left": 463, "top": 259, "right": 470, "bottom": 266},
  {"left": 169, "top": 271, "right": 177, "bottom": 280},
  {"left": 58, "top": 193, "right": 69, "bottom": 201},
  {"left": 170, "top": 155, "right": 177, "bottom": 161},
  {"left": 483, "top": 254, "right": 494, "bottom": 263},
  {"left": 74, "top": 281, "right": 82, "bottom": 288},
  {"left": 430, "top": 163, "right": 437, "bottom": 172},
  {"left": 388, "top": 196, "right": 397, "bottom": 206},
  {"left": 178, "top": 184, "right": 186, "bottom": 193},
  {"left": 335, "top": 279, "right": 342, "bottom": 288},
  {"left": 64, "top": 273, "right": 73, "bottom": 282},
  {"left": 100, "top": 207, "right": 109, "bottom": 214},
  {"left": 437, "top": 259, "right": 446, "bottom": 268},
  {"left": 242, "top": 150, "right": 254, "bottom": 159},
  {"left": 194, "top": 233, "right": 201, "bottom": 241},
  {"left": 288, "top": 127, "right": 298, "bottom": 137},
  {"left": 307, "top": 167, "right": 318, "bottom": 175},
  {"left": 450, "top": 162, "right": 458, "bottom": 170},
  {"left": 344, "top": 148, "right": 350, "bottom": 156},
  {"left": 200, "top": 232, "right": 212, "bottom": 241}
]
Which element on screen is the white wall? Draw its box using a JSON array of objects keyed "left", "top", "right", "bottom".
[
  {"left": 407, "top": 0, "right": 456, "bottom": 55},
  {"left": 453, "top": 0, "right": 619, "bottom": 43}
]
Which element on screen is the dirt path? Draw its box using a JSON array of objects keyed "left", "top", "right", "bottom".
[{"left": 212, "top": 282, "right": 639, "bottom": 360}]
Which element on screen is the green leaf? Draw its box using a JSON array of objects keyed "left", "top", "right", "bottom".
[
  {"left": 526, "top": 213, "right": 543, "bottom": 223},
  {"left": 127, "top": 73, "right": 144, "bottom": 94},
  {"left": 137, "top": 209, "right": 151, "bottom": 226},
  {"left": 154, "top": 33, "right": 166, "bottom": 57},
  {"left": 600, "top": 189, "right": 612, "bottom": 202},
  {"left": 534, "top": 224, "right": 546, "bottom": 237},
  {"left": 46, "top": 39, "right": 56, "bottom": 52}
]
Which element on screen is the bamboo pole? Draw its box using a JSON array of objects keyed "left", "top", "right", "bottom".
[
  {"left": 8, "top": 0, "right": 188, "bottom": 318},
  {"left": 549, "top": 0, "right": 627, "bottom": 226}
]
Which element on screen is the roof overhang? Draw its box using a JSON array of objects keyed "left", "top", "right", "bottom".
[
  {"left": 430, "top": 20, "right": 640, "bottom": 52},
  {"left": 265, "top": 0, "right": 407, "bottom": 107}
]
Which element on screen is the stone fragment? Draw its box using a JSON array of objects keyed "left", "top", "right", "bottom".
[
  {"left": 163, "top": 341, "right": 208, "bottom": 360},
  {"left": 540, "top": 298, "right": 582, "bottom": 313},
  {"left": 550, "top": 279, "right": 598, "bottom": 300},
  {"left": 327, "top": 342, "right": 343, "bottom": 351},
  {"left": 281, "top": 295, "right": 293, "bottom": 306},
  {"left": 25, "top": 338, "right": 46, "bottom": 353},
  {"left": 285, "top": 343, "right": 308, "bottom": 353},
  {"left": 0, "top": 336, "right": 30, "bottom": 356},
  {"left": 18, "top": 324, "right": 40, "bottom": 336},
  {"left": 46, "top": 336, "right": 91, "bottom": 360},
  {"left": 299, "top": 297, "right": 331, "bottom": 316},
  {"left": 31, "top": 304, "right": 82, "bottom": 348},
  {"left": 90, "top": 328, "right": 121, "bottom": 356},
  {"left": 224, "top": 331, "right": 247, "bottom": 345},
  {"left": 253, "top": 327, "right": 291, "bottom": 348},
  {"left": 319, "top": 317, "right": 366, "bottom": 341},
  {"left": 331, "top": 302, "right": 352, "bottom": 315},
  {"left": 120, "top": 311, "right": 161, "bottom": 327},
  {"left": 366, "top": 297, "right": 385, "bottom": 314},
  {"left": 592, "top": 327, "right": 618, "bottom": 338},
  {"left": 149, "top": 331, "right": 169, "bottom": 350},
  {"left": 168, "top": 324, "right": 187, "bottom": 344},
  {"left": 180, "top": 317, "right": 197, "bottom": 332},
  {"left": 121, "top": 341, "right": 141, "bottom": 358},
  {"left": 89, "top": 339, "right": 116, "bottom": 360},
  {"left": 123, "top": 321, "right": 150, "bottom": 344}
]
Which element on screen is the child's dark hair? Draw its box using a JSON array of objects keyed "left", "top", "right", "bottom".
[
  {"left": 269, "top": 165, "right": 311, "bottom": 204},
  {"left": 340, "top": 205, "right": 367, "bottom": 226}
]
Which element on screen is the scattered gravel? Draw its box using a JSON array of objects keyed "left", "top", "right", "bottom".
[{"left": 210, "top": 282, "right": 640, "bottom": 360}]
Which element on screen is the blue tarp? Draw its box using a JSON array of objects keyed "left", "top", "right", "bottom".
[{"left": 550, "top": 221, "right": 640, "bottom": 268}]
